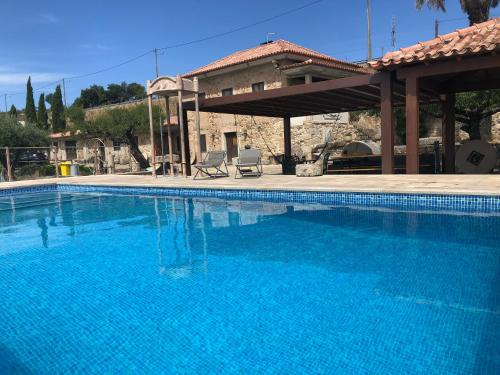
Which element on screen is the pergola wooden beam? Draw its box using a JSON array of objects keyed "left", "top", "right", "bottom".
[
  {"left": 397, "top": 54, "right": 500, "bottom": 79},
  {"left": 319, "top": 91, "right": 377, "bottom": 107},
  {"left": 344, "top": 87, "right": 381, "bottom": 100},
  {"left": 197, "top": 73, "right": 383, "bottom": 110},
  {"left": 272, "top": 97, "right": 341, "bottom": 113},
  {"left": 443, "top": 77, "right": 500, "bottom": 93}
]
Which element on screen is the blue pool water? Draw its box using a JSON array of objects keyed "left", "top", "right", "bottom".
[{"left": 0, "top": 190, "right": 499, "bottom": 374}]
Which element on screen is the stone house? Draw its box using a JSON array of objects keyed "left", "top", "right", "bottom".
[{"left": 182, "top": 39, "right": 374, "bottom": 163}]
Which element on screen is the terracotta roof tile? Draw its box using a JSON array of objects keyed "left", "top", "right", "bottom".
[
  {"left": 183, "top": 39, "right": 365, "bottom": 77},
  {"left": 369, "top": 18, "right": 500, "bottom": 69}
]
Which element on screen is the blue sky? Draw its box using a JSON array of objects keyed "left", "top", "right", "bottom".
[{"left": 1, "top": 0, "right": 497, "bottom": 109}]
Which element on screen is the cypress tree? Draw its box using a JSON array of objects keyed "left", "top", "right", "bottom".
[
  {"left": 9, "top": 105, "right": 17, "bottom": 117},
  {"left": 25, "top": 76, "right": 37, "bottom": 123},
  {"left": 51, "top": 85, "right": 66, "bottom": 132},
  {"left": 37, "top": 93, "right": 49, "bottom": 129}
]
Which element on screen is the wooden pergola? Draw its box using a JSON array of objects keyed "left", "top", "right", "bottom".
[{"left": 184, "top": 19, "right": 499, "bottom": 174}]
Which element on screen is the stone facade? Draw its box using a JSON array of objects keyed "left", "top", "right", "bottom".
[{"left": 485, "top": 112, "right": 500, "bottom": 144}]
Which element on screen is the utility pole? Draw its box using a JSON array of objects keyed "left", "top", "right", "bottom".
[
  {"left": 4, "top": 94, "right": 7, "bottom": 113},
  {"left": 153, "top": 48, "right": 159, "bottom": 78},
  {"left": 62, "top": 78, "right": 67, "bottom": 108},
  {"left": 435, "top": 19, "right": 439, "bottom": 37},
  {"left": 366, "top": 0, "right": 373, "bottom": 60}
]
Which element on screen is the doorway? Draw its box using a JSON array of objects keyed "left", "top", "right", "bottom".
[{"left": 224, "top": 132, "right": 238, "bottom": 164}]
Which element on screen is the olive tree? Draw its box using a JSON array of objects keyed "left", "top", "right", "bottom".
[
  {"left": 0, "top": 115, "right": 49, "bottom": 171},
  {"left": 69, "top": 103, "right": 161, "bottom": 169}
]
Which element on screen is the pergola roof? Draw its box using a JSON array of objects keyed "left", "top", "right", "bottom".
[
  {"left": 184, "top": 73, "right": 439, "bottom": 118},
  {"left": 370, "top": 18, "right": 499, "bottom": 69}
]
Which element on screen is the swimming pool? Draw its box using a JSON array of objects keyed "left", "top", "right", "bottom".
[{"left": 0, "top": 185, "right": 499, "bottom": 374}]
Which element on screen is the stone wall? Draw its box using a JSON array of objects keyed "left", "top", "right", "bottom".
[
  {"left": 200, "top": 63, "right": 286, "bottom": 98},
  {"left": 425, "top": 112, "right": 500, "bottom": 144},
  {"left": 486, "top": 112, "right": 500, "bottom": 143}
]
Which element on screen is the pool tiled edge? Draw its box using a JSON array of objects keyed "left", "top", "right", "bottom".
[
  {"left": 1, "top": 183, "right": 499, "bottom": 212},
  {"left": 0, "top": 183, "right": 58, "bottom": 196}
]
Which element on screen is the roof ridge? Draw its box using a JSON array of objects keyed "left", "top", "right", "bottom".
[
  {"left": 185, "top": 42, "right": 274, "bottom": 76},
  {"left": 183, "top": 38, "right": 363, "bottom": 77},
  {"left": 274, "top": 39, "right": 359, "bottom": 66}
]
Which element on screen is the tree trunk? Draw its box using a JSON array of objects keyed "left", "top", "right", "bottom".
[
  {"left": 461, "top": 117, "right": 482, "bottom": 140},
  {"left": 0, "top": 153, "right": 6, "bottom": 178},
  {"left": 125, "top": 129, "right": 150, "bottom": 169}
]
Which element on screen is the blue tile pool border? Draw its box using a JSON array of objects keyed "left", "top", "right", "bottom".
[
  {"left": 0, "top": 184, "right": 58, "bottom": 196},
  {"left": 2, "top": 183, "right": 499, "bottom": 213}
]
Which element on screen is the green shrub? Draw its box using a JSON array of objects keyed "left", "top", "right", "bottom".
[
  {"left": 39, "top": 164, "right": 56, "bottom": 176},
  {"left": 15, "top": 164, "right": 39, "bottom": 177},
  {"left": 79, "top": 165, "right": 93, "bottom": 176}
]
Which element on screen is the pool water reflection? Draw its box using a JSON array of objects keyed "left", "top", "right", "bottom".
[{"left": 0, "top": 192, "right": 498, "bottom": 374}]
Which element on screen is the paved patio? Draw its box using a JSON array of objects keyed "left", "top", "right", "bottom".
[{"left": 1, "top": 165, "right": 499, "bottom": 196}]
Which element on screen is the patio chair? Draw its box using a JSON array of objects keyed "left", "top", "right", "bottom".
[
  {"left": 193, "top": 151, "right": 229, "bottom": 180},
  {"left": 235, "top": 149, "right": 262, "bottom": 178}
]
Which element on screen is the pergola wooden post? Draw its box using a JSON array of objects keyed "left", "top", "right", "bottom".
[
  {"left": 182, "top": 108, "right": 192, "bottom": 176},
  {"left": 442, "top": 92, "right": 456, "bottom": 173},
  {"left": 193, "top": 77, "right": 202, "bottom": 163},
  {"left": 380, "top": 71, "right": 395, "bottom": 174},
  {"left": 405, "top": 75, "right": 420, "bottom": 174},
  {"left": 164, "top": 97, "right": 174, "bottom": 175},
  {"left": 147, "top": 91, "right": 157, "bottom": 178},
  {"left": 283, "top": 116, "right": 292, "bottom": 159}
]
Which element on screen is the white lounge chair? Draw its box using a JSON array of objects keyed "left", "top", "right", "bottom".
[
  {"left": 193, "top": 151, "right": 229, "bottom": 179},
  {"left": 235, "top": 149, "right": 262, "bottom": 178}
]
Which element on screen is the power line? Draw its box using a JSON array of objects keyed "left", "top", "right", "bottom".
[
  {"left": 157, "top": 0, "right": 324, "bottom": 51},
  {"left": 66, "top": 50, "right": 153, "bottom": 80},
  {"left": 1, "top": 0, "right": 324, "bottom": 102},
  {"left": 3, "top": 78, "right": 62, "bottom": 97}
]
